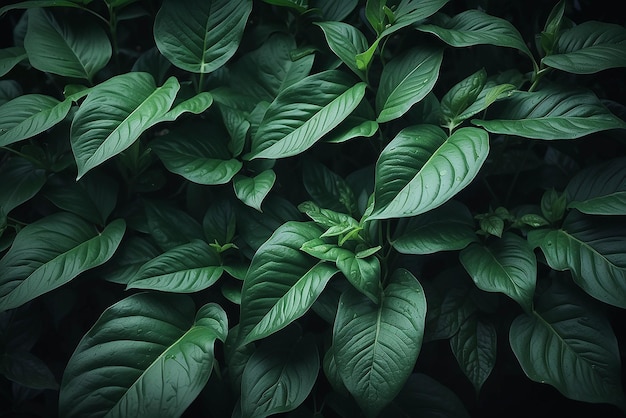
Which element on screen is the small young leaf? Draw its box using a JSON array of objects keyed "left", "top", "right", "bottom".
[{"left": 233, "top": 170, "right": 276, "bottom": 212}]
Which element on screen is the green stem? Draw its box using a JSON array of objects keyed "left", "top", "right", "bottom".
[{"left": 197, "top": 72, "right": 206, "bottom": 94}]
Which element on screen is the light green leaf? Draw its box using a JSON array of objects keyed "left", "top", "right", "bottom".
[
  {"left": 371, "top": 125, "right": 489, "bottom": 219},
  {"left": 70, "top": 72, "right": 179, "bottom": 179},
  {"left": 450, "top": 316, "right": 496, "bottom": 396},
  {"left": 151, "top": 120, "right": 242, "bottom": 185},
  {"left": 376, "top": 47, "right": 443, "bottom": 123},
  {"left": 527, "top": 212, "right": 626, "bottom": 308},
  {"left": 127, "top": 240, "right": 224, "bottom": 292},
  {"left": 154, "top": 0, "right": 252, "bottom": 73},
  {"left": 24, "top": 8, "right": 111, "bottom": 82},
  {"left": 509, "top": 280, "right": 626, "bottom": 407},
  {"left": 247, "top": 71, "right": 367, "bottom": 160},
  {"left": 241, "top": 326, "right": 319, "bottom": 418},
  {"left": 0, "top": 94, "right": 72, "bottom": 147},
  {"left": 333, "top": 269, "right": 426, "bottom": 418},
  {"left": 158, "top": 92, "right": 213, "bottom": 122},
  {"left": 230, "top": 33, "right": 314, "bottom": 104},
  {"left": 0, "top": 158, "right": 46, "bottom": 220},
  {"left": 566, "top": 157, "right": 626, "bottom": 215},
  {"left": 392, "top": 200, "right": 476, "bottom": 254},
  {"left": 59, "top": 293, "right": 226, "bottom": 418},
  {"left": 238, "top": 222, "right": 330, "bottom": 345},
  {"left": 472, "top": 87, "right": 626, "bottom": 139},
  {"left": 542, "top": 21, "right": 626, "bottom": 74},
  {"left": 460, "top": 233, "right": 536, "bottom": 312},
  {"left": 233, "top": 170, "right": 276, "bottom": 212},
  {"left": 417, "top": 9, "right": 533, "bottom": 59},
  {"left": 0, "top": 213, "right": 125, "bottom": 312},
  {"left": 315, "top": 21, "right": 368, "bottom": 79},
  {"left": 0, "top": 47, "right": 27, "bottom": 77}
]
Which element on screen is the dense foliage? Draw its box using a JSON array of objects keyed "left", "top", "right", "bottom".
[{"left": 1, "top": 0, "right": 625, "bottom": 417}]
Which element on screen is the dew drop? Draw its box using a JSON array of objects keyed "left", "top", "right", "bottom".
[{"left": 439, "top": 170, "right": 447, "bottom": 176}]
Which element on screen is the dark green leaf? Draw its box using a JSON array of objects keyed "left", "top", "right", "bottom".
[
  {"left": 566, "top": 157, "right": 626, "bottom": 215},
  {"left": 0, "top": 158, "right": 46, "bottom": 221},
  {"left": 315, "top": 21, "right": 368, "bottom": 79},
  {"left": 0, "top": 350, "right": 58, "bottom": 390},
  {"left": 0, "top": 47, "right": 27, "bottom": 77},
  {"left": 302, "top": 160, "right": 358, "bottom": 216},
  {"left": 143, "top": 199, "right": 204, "bottom": 251}
]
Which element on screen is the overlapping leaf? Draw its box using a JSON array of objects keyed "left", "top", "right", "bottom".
[
  {"left": 233, "top": 170, "right": 276, "bottom": 211},
  {"left": 59, "top": 293, "right": 227, "bottom": 418},
  {"left": 527, "top": 211, "right": 626, "bottom": 308},
  {"left": 247, "top": 71, "right": 366, "bottom": 160},
  {"left": 70, "top": 72, "right": 179, "bottom": 179},
  {"left": 0, "top": 158, "right": 46, "bottom": 223},
  {"left": 333, "top": 269, "right": 426, "bottom": 418},
  {"left": 154, "top": 0, "right": 252, "bottom": 73},
  {"left": 24, "top": 8, "right": 111, "bottom": 82},
  {"left": 473, "top": 87, "right": 626, "bottom": 139},
  {"left": 542, "top": 21, "right": 626, "bottom": 74},
  {"left": 316, "top": 21, "right": 368, "bottom": 79},
  {"left": 371, "top": 125, "right": 489, "bottom": 219},
  {"left": 566, "top": 157, "right": 626, "bottom": 215},
  {"left": 0, "top": 213, "right": 125, "bottom": 312},
  {"left": 510, "top": 280, "right": 625, "bottom": 407},
  {"left": 0, "top": 47, "right": 27, "bottom": 77}
]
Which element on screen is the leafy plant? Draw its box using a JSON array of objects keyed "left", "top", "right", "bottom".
[{"left": 1, "top": 0, "right": 625, "bottom": 417}]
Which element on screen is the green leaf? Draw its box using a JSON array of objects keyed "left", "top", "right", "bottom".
[
  {"left": 59, "top": 293, "right": 226, "bottom": 418},
  {"left": 377, "top": 0, "right": 450, "bottom": 39},
  {"left": 509, "top": 280, "right": 625, "bottom": 407},
  {"left": 0, "top": 158, "right": 46, "bottom": 221},
  {"left": 157, "top": 91, "right": 213, "bottom": 123},
  {"left": 0, "top": 47, "right": 27, "bottom": 77},
  {"left": 0, "top": 94, "right": 72, "bottom": 147},
  {"left": 24, "top": 8, "right": 111, "bottom": 82},
  {"left": 241, "top": 326, "right": 319, "bottom": 418},
  {"left": 460, "top": 232, "right": 536, "bottom": 312},
  {"left": 302, "top": 159, "right": 358, "bottom": 216},
  {"left": 381, "top": 373, "right": 471, "bottom": 418},
  {"left": 202, "top": 197, "right": 236, "bottom": 245},
  {"left": 0, "top": 1, "right": 88, "bottom": 16},
  {"left": 151, "top": 119, "right": 242, "bottom": 185},
  {"left": 0, "top": 350, "right": 59, "bottom": 390},
  {"left": 527, "top": 212, "right": 626, "bottom": 308},
  {"left": 450, "top": 316, "right": 496, "bottom": 396},
  {"left": 376, "top": 47, "right": 443, "bottom": 123},
  {"left": 371, "top": 125, "right": 489, "bottom": 220},
  {"left": 472, "top": 87, "right": 626, "bottom": 139},
  {"left": 70, "top": 72, "right": 180, "bottom": 179},
  {"left": 333, "top": 269, "right": 426, "bottom": 418},
  {"left": 0, "top": 80, "right": 21, "bottom": 106},
  {"left": 127, "top": 240, "right": 224, "bottom": 292},
  {"left": 566, "top": 157, "right": 626, "bottom": 215},
  {"left": 365, "top": 0, "right": 386, "bottom": 35},
  {"left": 247, "top": 71, "right": 367, "bottom": 160},
  {"left": 541, "top": 188, "right": 567, "bottom": 223},
  {"left": 392, "top": 200, "right": 477, "bottom": 254},
  {"left": 154, "top": 0, "right": 252, "bottom": 73},
  {"left": 417, "top": 9, "right": 533, "bottom": 59},
  {"left": 143, "top": 199, "right": 204, "bottom": 251},
  {"left": 315, "top": 21, "right": 368, "bottom": 79},
  {"left": 238, "top": 222, "right": 334, "bottom": 345},
  {"left": 542, "top": 21, "right": 626, "bottom": 74},
  {"left": 233, "top": 170, "right": 276, "bottom": 212},
  {"left": 230, "top": 33, "right": 314, "bottom": 104},
  {"left": 310, "top": 0, "right": 357, "bottom": 22},
  {"left": 100, "top": 236, "right": 161, "bottom": 285},
  {"left": 0, "top": 213, "right": 125, "bottom": 312},
  {"left": 261, "top": 0, "right": 307, "bottom": 13}
]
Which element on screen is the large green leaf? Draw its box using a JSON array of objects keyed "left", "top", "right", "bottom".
[
  {"left": 527, "top": 211, "right": 626, "bottom": 308},
  {"left": 0, "top": 158, "right": 46, "bottom": 221},
  {"left": 371, "top": 125, "right": 489, "bottom": 219},
  {"left": 230, "top": 33, "right": 314, "bottom": 104},
  {"left": 509, "top": 280, "right": 625, "bottom": 408},
  {"left": 0, "top": 94, "right": 72, "bottom": 147},
  {"left": 233, "top": 170, "right": 276, "bottom": 212},
  {"left": 392, "top": 200, "right": 477, "bottom": 254},
  {"left": 472, "top": 86, "right": 626, "bottom": 139},
  {"left": 0, "top": 213, "right": 125, "bottom": 312},
  {"left": 70, "top": 72, "right": 180, "bottom": 179},
  {"left": 0, "top": 47, "right": 27, "bottom": 77},
  {"left": 238, "top": 222, "right": 336, "bottom": 345},
  {"left": 450, "top": 315, "right": 496, "bottom": 395},
  {"left": 417, "top": 9, "right": 533, "bottom": 59},
  {"left": 59, "top": 293, "right": 227, "bottom": 418},
  {"left": 154, "top": 0, "right": 252, "bottom": 73},
  {"left": 333, "top": 269, "right": 426, "bottom": 418},
  {"left": 460, "top": 232, "right": 537, "bottom": 312},
  {"left": 24, "top": 8, "right": 111, "bottom": 82},
  {"left": 376, "top": 47, "right": 443, "bottom": 123},
  {"left": 151, "top": 119, "right": 242, "bottom": 185},
  {"left": 315, "top": 21, "right": 368, "bottom": 79},
  {"left": 246, "top": 71, "right": 367, "bottom": 160},
  {"left": 240, "top": 326, "right": 319, "bottom": 418},
  {"left": 127, "top": 240, "right": 224, "bottom": 292},
  {"left": 566, "top": 157, "right": 626, "bottom": 215},
  {"left": 542, "top": 21, "right": 626, "bottom": 74},
  {"left": 381, "top": 373, "right": 470, "bottom": 418}
]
